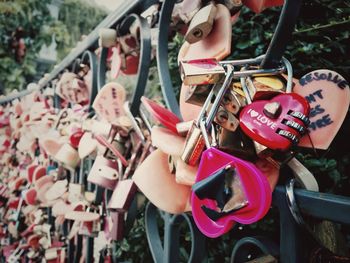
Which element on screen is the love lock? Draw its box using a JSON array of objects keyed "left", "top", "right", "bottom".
[
  {"left": 87, "top": 155, "right": 120, "bottom": 190},
  {"left": 141, "top": 96, "right": 181, "bottom": 134},
  {"left": 181, "top": 64, "right": 234, "bottom": 166},
  {"left": 237, "top": 58, "right": 319, "bottom": 191},
  {"left": 191, "top": 119, "right": 272, "bottom": 238},
  {"left": 239, "top": 92, "right": 310, "bottom": 150},
  {"left": 185, "top": 3, "right": 217, "bottom": 44}
]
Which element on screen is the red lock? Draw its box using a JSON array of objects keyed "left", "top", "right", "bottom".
[{"left": 239, "top": 93, "right": 310, "bottom": 150}]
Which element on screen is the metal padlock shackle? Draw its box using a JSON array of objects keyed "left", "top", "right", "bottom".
[{"left": 239, "top": 57, "right": 293, "bottom": 104}]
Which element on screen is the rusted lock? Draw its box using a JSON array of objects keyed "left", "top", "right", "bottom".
[{"left": 185, "top": 4, "right": 217, "bottom": 44}]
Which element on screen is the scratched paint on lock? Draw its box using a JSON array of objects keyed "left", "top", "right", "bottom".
[{"left": 294, "top": 70, "right": 350, "bottom": 150}]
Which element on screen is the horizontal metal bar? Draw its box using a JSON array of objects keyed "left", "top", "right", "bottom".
[
  {"left": 232, "top": 66, "right": 285, "bottom": 78},
  {"left": 274, "top": 186, "right": 350, "bottom": 225},
  {"left": 0, "top": 88, "right": 40, "bottom": 104}
]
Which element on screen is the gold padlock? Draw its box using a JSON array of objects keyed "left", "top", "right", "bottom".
[
  {"left": 184, "top": 85, "right": 211, "bottom": 106},
  {"left": 180, "top": 58, "right": 225, "bottom": 86},
  {"left": 181, "top": 123, "right": 206, "bottom": 166},
  {"left": 185, "top": 4, "right": 217, "bottom": 44},
  {"left": 241, "top": 75, "right": 286, "bottom": 101},
  {"left": 215, "top": 106, "right": 240, "bottom": 132}
]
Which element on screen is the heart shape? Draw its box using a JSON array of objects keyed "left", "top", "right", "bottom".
[
  {"left": 240, "top": 93, "right": 310, "bottom": 150},
  {"left": 250, "top": 110, "right": 259, "bottom": 118},
  {"left": 92, "top": 82, "right": 128, "bottom": 126},
  {"left": 141, "top": 96, "right": 181, "bottom": 134},
  {"left": 191, "top": 148, "right": 272, "bottom": 238},
  {"left": 293, "top": 70, "right": 349, "bottom": 150},
  {"left": 242, "top": 0, "right": 284, "bottom": 14},
  {"left": 121, "top": 55, "right": 139, "bottom": 75}
]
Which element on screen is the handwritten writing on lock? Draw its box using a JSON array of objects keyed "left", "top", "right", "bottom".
[{"left": 294, "top": 69, "right": 350, "bottom": 150}]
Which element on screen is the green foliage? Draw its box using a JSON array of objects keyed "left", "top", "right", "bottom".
[
  {"left": 56, "top": 0, "right": 107, "bottom": 59},
  {"left": 0, "top": 0, "right": 107, "bottom": 94},
  {"left": 0, "top": 0, "right": 54, "bottom": 93}
]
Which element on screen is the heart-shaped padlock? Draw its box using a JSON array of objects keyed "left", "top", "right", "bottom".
[
  {"left": 239, "top": 93, "right": 310, "bottom": 150},
  {"left": 141, "top": 96, "right": 181, "bottom": 134},
  {"left": 191, "top": 148, "right": 272, "bottom": 238}
]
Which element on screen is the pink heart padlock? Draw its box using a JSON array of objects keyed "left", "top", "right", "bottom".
[
  {"left": 191, "top": 148, "right": 272, "bottom": 238},
  {"left": 239, "top": 93, "right": 310, "bottom": 150}
]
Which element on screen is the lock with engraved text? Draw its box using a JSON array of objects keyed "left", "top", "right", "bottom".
[
  {"left": 185, "top": 4, "right": 217, "bottom": 44},
  {"left": 239, "top": 59, "right": 310, "bottom": 151}
]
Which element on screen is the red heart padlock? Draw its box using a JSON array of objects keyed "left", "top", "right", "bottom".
[
  {"left": 239, "top": 93, "right": 310, "bottom": 150},
  {"left": 141, "top": 96, "right": 181, "bottom": 134},
  {"left": 69, "top": 130, "right": 84, "bottom": 149}
]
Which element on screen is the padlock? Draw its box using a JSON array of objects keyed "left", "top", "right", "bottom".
[
  {"left": 217, "top": 125, "right": 257, "bottom": 162},
  {"left": 99, "top": 28, "right": 117, "bottom": 48},
  {"left": 108, "top": 179, "right": 137, "bottom": 211},
  {"left": 191, "top": 117, "right": 272, "bottom": 238},
  {"left": 214, "top": 106, "right": 240, "bottom": 132},
  {"left": 239, "top": 64, "right": 310, "bottom": 151},
  {"left": 45, "top": 248, "right": 58, "bottom": 260},
  {"left": 222, "top": 88, "right": 245, "bottom": 115},
  {"left": 181, "top": 64, "right": 235, "bottom": 165},
  {"left": 180, "top": 58, "right": 225, "bottom": 86},
  {"left": 184, "top": 85, "right": 212, "bottom": 106},
  {"left": 178, "top": 0, "right": 202, "bottom": 24},
  {"left": 185, "top": 4, "right": 217, "bottom": 44},
  {"left": 244, "top": 75, "right": 286, "bottom": 101},
  {"left": 68, "top": 183, "right": 84, "bottom": 203},
  {"left": 109, "top": 211, "right": 124, "bottom": 241},
  {"left": 87, "top": 155, "right": 120, "bottom": 190}
]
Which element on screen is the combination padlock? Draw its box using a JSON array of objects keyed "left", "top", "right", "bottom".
[
  {"left": 240, "top": 92, "right": 310, "bottom": 150},
  {"left": 239, "top": 59, "right": 310, "bottom": 151}
]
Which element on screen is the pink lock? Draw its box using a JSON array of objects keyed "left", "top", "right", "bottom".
[{"left": 191, "top": 148, "right": 272, "bottom": 238}]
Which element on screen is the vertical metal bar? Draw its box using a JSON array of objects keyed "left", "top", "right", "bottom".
[
  {"left": 273, "top": 187, "right": 305, "bottom": 263},
  {"left": 86, "top": 237, "right": 94, "bottom": 263},
  {"left": 156, "top": 0, "right": 182, "bottom": 118},
  {"left": 260, "top": 0, "right": 303, "bottom": 68}
]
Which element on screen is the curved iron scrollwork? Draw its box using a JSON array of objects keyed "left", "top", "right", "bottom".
[
  {"left": 145, "top": 202, "right": 206, "bottom": 263},
  {"left": 156, "top": 0, "right": 182, "bottom": 119},
  {"left": 230, "top": 236, "right": 279, "bottom": 263}
]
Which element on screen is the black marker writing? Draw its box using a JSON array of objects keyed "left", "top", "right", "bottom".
[
  {"left": 309, "top": 104, "right": 325, "bottom": 118},
  {"left": 300, "top": 72, "right": 348, "bottom": 89},
  {"left": 305, "top": 89, "right": 324, "bottom": 103},
  {"left": 308, "top": 114, "right": 333, "bottom": 131}
]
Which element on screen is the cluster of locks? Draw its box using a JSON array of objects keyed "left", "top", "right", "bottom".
[{"left": 0, "top": 0, "right": 349, "bottom": 262}]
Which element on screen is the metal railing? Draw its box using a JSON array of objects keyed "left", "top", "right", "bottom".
[{"left": 1, "top": 0, "right": 349, "bottom": 262}]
